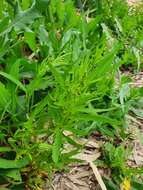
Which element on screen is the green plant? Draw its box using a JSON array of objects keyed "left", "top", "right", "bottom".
[{"left": 0, "top": 0, "right": 143, "bottom": 189}]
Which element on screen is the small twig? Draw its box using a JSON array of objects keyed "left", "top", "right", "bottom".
[{"left": 89, "top": 161, "right": 107, "bottom": 190}]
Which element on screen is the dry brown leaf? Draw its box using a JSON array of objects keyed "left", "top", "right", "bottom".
[
  {"left": 74, "top": 152, "right": 101, "bottom": 162},
  {"left": 86, "top": 140, "right": 100, "bottom": 148},
  {"left": 0, "top": 184, "right": 9, "bottom": 188},
  {"left": 74, "top": 151, "right": 107, "bottom": 190},
  {"left": 65, "top": 179, "right": 81, "bottom": 190},
  {"left": 63, "top": 130, "right": 73, "bottom": 136},
  {"left": 128, "top": 0, "right": 141, "bottom": 6},
  {"left": 69, "top": 176, "right": 89, "bottom": 187},
  {"left": 126, "top": 115, "right": 142, "bottom": 127},
  {"left": 73, "top": 171, "right": 93, "bottom": 179}
]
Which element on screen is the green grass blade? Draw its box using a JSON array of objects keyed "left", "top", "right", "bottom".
[{"left": 52, "top": 128, "right": 62, "bottom": 164}]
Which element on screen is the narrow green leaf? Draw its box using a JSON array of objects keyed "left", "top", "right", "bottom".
[
  {"left": 0, "top": 82, "right": 11, "bottom": 111},
  {"left": 21, "top": 0, "right": 32, "bottom": 10},
  {"left": 0, "top": 156, "right": 30, "bottom": 169},
  {"left": 8, "top": 60, "right": 20, "bottom": 114},
  {"left": 0, "top": 158, "right": 18, "bottom": 169},
  {"left": 11, "top": 6, "right": 41, "bottom": 30},
  {"left": 4, "top": 169, "right": 22, "bottom": 181},
  {"left": 0, "top": 0, "right": 4, "bottom": 18},
  {"left": 88, "top": 46, "right": 118, "bottom": 82},
  {"left": 0, "top": 16, "right": 9, "bottom": 33},
  {"left": 0, "top": 71, "right": 27, "bottom": 93},
  {"left": 48, "top": 62, "right": 65, "bottom": 89},
  {"left": 52, "top": 128, "right": 62, "bottom": 164},
  {"left": 131, "top": 181, "right": 143, "bottom": 190},
  {"left": 34, "top": 0, "right": 50, "bottom": 13},
  {"left": 0, "top": 147, "right": 11, "bottom": 152},
  {"left": 24, "top": 31, "right": 36, "bottom": 52},
  {"left": 74, "top": 112, "right": 120, "bottom": 126},
  {"left": 39, "top": 143, "right": 52, "bottom": 152}
]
